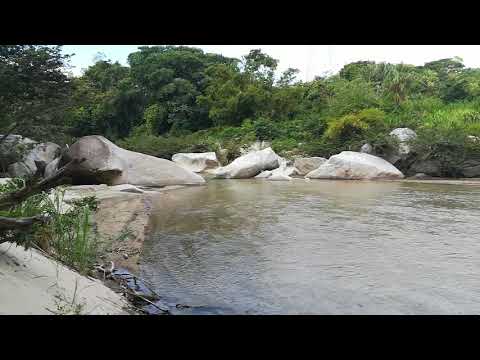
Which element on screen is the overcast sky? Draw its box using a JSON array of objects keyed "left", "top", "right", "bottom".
[{"left": 62, "top": 45, "right": 480, "bottom": 81}]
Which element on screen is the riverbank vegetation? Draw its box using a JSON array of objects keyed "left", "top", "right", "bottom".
[
  {"left": 0, "top": 177, "right": 99, "bottom": 275},
  {"left": 3, "top": 46, "right": 480, "bottom": 167}
]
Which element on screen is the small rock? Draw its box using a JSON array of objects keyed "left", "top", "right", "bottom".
[
  {"left": 123, "top": 253, "right": 129, "bottom": 260},
  {"left": 409, "top": 173, "right": 430, "bottom": 179},
  {"left": 360, "top": 143, "right": 373, "bottom": 154}
]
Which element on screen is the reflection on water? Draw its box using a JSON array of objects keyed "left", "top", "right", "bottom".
[{"left": 140, "top": 179, "right": 480, "bottom": 314}]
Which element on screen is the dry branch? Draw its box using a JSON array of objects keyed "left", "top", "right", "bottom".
[
  {"left": 0, "top": 156, "right": 85, "bottom": 211},
  {"left": 0, "top": 215, "right": 47, "bottom": 230}
]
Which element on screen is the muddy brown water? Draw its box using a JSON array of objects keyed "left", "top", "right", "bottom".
[{"left": 139, "top": 179, "right": 480, "bottom": 314}]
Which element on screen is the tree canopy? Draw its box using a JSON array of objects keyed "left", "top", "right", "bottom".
[{"left": 3, "top": 45, "right": 480, "bottom": 167}]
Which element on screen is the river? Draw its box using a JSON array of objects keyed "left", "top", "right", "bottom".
[{"left": 139, "top": 179, "right": 480, "bottom": 314}]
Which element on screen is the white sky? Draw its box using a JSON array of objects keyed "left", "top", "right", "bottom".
[{"left": 62, "top": 45, "right": 480, "bottom": 81}]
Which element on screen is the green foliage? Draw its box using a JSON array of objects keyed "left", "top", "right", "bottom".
[
  {"left": 0, "top": 183, "right": 99, "bottom": 275},
  {"left": 142, "top": 103, "right": 169, "bottom": 135},
  {"left": 198, "top": 63, "right": 271, "bottom": 127},
  {"left": 6, "top": 44, "right": 480, "bottom": 178},
  {"left": 0, "top": 177, "right": 25, "bottom": 193},
  {"left": 118, "top": 132, "right": 213, "bottom": 159},
  {"left": 324, "top": 108, "right": 387, "bottom": 142},
  {"left": 323, "top": 77, "right": 380, "bottom": 117},
  {"left": 42, "top": 190, "right": 98, "bottom": 275},
  {"left": 252, "top": 117, "right": 279, "bottom": 140},
  {"left": 70, "top": 195, "right": 99, "bottom": 212},
  {"left": 0, "top": 45, "right": 73, "bottom": 144}
]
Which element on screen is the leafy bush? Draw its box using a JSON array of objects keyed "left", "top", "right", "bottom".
[
  {"left": 252, "top": 117, "right": 279, "bottom": 140},
  {"left": 0, "top": 178, "right": 25, "bottom": 193},
  {"left": 41, "top": 189, "right": 98, "bottom": 275},
  {"left": 271, "top": 138, "right": 300, "bottom": 156},
  {"left": 118, "top": 133, "right": 213, "bottom": 159},
  {"left": 411, "top": 125, "right": 480, "bottom": 176},
  {"left": 323, "top": 108, "right": 386, "bottom": 143},
  {"left": 0, "top": 183, "right": 99, "bottom": 275},
  {"left": 324, "top": 77, "right": 380, "bottom": 117}
]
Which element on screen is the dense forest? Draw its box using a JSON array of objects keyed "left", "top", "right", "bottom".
[{"left": 2, "top": 45, "right": 480, "bottom": 175}]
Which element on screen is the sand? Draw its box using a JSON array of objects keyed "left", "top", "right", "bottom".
[{"left": 0, "top": 242, "right": 130, "bottom": 315}]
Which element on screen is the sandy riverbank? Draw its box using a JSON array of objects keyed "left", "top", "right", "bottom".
[
  {"left": 0, "top": 242, "right": 130, "bottom": 315},
  {"left": 0, "top": 184, "right": 187, "bottom": 315}
]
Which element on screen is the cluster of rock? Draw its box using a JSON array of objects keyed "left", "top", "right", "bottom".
[
  {"left": 360, "top": 127, "right": 480, "bottom": 178},
  {"left": 5, "top": 126, "right": 480, "bottom": 187},
  {"left": 1, "top": 135, "right": 208, "bottom": 188},
  {"left": 195, "top": 146, "right": 405, "bottom": 181},
  {"left": 0, "top": 134, "right": 61, "bottom": 178},
  {"left": 213, "top": 147, "right": 280, "bottom": 179}
]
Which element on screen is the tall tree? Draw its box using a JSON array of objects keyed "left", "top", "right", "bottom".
[
  {"left": 127, "top": 46, "right": 237, "bottom": 134},
  {"left": 0, "top": 45, "right": 73, "bottom": 142}
]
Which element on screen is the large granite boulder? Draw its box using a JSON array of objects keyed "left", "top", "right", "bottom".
[
  {"left": 255, "top": 159, "right": 296, "bottom": 181},
  {"left": 8, "top": 162, "right": 34, "bottom": 178},
  {"left": 408, "top": 159, "right": 442, "bottom": 177},
  {"left": 293, "top": 157, "right": 327, "bottom": 176},
  {"left": 172, "top": 152, "right": 220, "bottom": 173},
  {"left": 459, "top": 159, "right": 480, "bottom": 178},
  {"left": 44, "top": 157, "right": 61, "bottom": 178},
  {"left": 214, "top": 147, "right": 280, "bottom": 179},
  {"left": 1, "top": 134, "right": 37, "bottom": 177},
  {"left": 255, "top": 170, "right": 273, "bottom": 179},
  {"left": 305, "top": 151, "right": 404, "bottom": 180},
  {"left": 360, "top": 143, "right": 374, "bottom": 154},
  {"left": 64, "top": 136, "right": 205, "bottom": 186},
  {"left": 390, "top": 128, "right": 417, "bottom": 152},
  {"left": 239, "top": 140, "right": 271, "bottom": 155},
  {"left": 386, "top": 128, "right": 417, "bottom": 165}
]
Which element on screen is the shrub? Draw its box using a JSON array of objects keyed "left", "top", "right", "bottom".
[
  {"left": 323, "top": 108, "right": 386, "bottom": 143},
  {"left": 0, "top": 183, "right": 99, "bottom": 275},
  {"left": 271, "top": 138, "right": 299, "bottom": 156},
  {"left": 324, "top": 77, "right": 380, "bottom": 117},
  {"left": 411, "top": 126, "right": 480, "bottom": 176},
  {"left": 252, "top": 117, "right": 279, "bottom": 140}
]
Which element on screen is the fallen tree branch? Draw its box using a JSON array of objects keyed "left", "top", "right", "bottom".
[
  {"left": 0, "top": 215, "right": 49, "bottom": 244},
  {"left": 0, "top": 215, "right": 47, "bottom": 230},
  {"left": 0, "top": 156, "right": 85, "bottom": 211}
]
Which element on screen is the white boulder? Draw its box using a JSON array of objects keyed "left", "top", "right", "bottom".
[
  {"left": 8, "top": 162, "right": 34, "bottom": 178},
  {"left": 171, "top": 152, "right": 220, "bottom": 173},
  {"left": 360, "top": 143, "right": 374, "bottom": 154},
  {"left": 305, "top": 151, "right": 404, "bottom": 180},
  {"left": 65, "top": 136, "right": 205, "bottom": 187},
  {"left": 239, "top": 141, "right": 271, "bottom": 155},
  {"left": 44, "top": 157, "right": 61, "bottom": 178},
  {"left": 389, "top": 128, "right": 417, "bottom": 156},
  {"left": 293, "top": 157, "right": 327, "bottom": 176},
  {"left": 214, "top": 147, "right": 281, "bottom": 179},
  {"left": 255, "top": 170, "right": 273, "bottom": 179}
]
